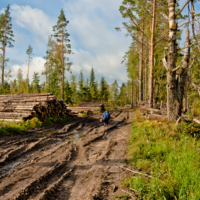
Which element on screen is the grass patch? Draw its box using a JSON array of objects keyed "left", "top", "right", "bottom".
[
  {"left": 95, "top": 110, "right": 101, "bottom": 114},
  {"left": 0, "top": 115, "right": 70, "bottom": 136},
  {"left": 105, "top": 106, "right": 117, "bottom": 110},
  {"left": 114, "top": 194, "right": 129, "bottom": 199},
  {"left": 78, "top": 113, "right": 87, "bottom": 117},
  {"left": 126, "top": 117, "right": 200, "bottom": 199}
]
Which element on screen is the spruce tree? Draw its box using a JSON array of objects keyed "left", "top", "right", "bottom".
[
  {"left": 78, "top": 70, "right": 84, "bottom": 100},
  {"left": 0, "top": 5, "right": 14, "bottom": 93},
  {"left": 26, "top": 45, "right": 33, "bottom": 93},
  {"left": 70, "top": 74, "right": 77, "bottom": 104},
  {"left": 65, "top": 79, "right": 73, "bottom": 104},
  {"left": 89, "top": 67, "right": 97, "bottom": 101},
  {"left": 100, "top": 77, "right": 109, "bottom": 102},
  {"left": 32, "top": 72, "right": 41, "bottom": 93},
  {"left": 110, "top": 80, "right": 119, "bottom": 107},
  {"left": 53, "top": 9, "right": 72, "bottom": 100}
]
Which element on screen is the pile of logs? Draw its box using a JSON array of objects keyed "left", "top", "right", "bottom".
[
  {"left": 0, "top": 93, "right": 69, "bottom": 122},
  {"left": 138, "top": 101, "right": 167, "bottom": 121},
  {"left": 67, "top": 102, "right": 104, "bottom": 115}
]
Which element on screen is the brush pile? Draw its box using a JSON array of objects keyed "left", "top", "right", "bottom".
[{"left": 0, "top": 93, "right": 68, "bottom": 122}]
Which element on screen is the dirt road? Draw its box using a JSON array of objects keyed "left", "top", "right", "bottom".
[{"left": 0, "top": 109, "right": 134, "bottom": 200}]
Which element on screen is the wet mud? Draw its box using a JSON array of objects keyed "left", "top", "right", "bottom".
[{"left": 0, "top": 109, "right": 134, "bottom": 200}]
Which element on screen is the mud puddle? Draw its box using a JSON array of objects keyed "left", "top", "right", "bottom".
[
  {"left": 65, "top": 130, "right": 88, "bottom": 141},
  {"left": 0, "top": 157, "right": 24, "bottom": 178}
]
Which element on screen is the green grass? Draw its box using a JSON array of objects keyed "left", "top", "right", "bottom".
[
  {"left": 78, "top": 113, "right": 87, "bottom": 117},
  {"left": 105, "top": 106, "right": 117, "bottom": 110},
  {"left": 95, "top": 110, "right": 101, "bottom": 114},
  {"left": 114, "top": 194, "right": 129, "bottom": 199},
  {"left": 126, "top": 116, "right": 200, "bottom": 200},
  {"left": 0, "top": 115, "right": 70, "bottom": 136}
]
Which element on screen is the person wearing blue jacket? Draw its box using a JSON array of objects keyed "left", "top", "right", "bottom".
[{"left": 102, "top": 110, "right": 111, "bottom": 126}]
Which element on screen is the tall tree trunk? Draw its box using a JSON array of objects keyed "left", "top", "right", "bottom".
[
  {"left": 144, "top": 55, "right": 147, "bottom": 102},
  {"left": 177, "top": 29, "right": 190, "bottom": 116},
  {"left": 139, "top": 21, "right": 144, "bottom": 102},
  {"left": 2, "top": 31, "right": 6, "bottom": 94},
  {"left": 149, "top": 0, "right": 156, "bottom": 108},
  {"left": 131, "top": 77, "right": 134, "bottom": 108},
  {"left": 27, "top": 56, "right": 30, "bottom": 93},
  {"left": 62, "top": 26, "right": 64, "bottom": 101},
  {"left": 165, "top": 0, "right": 179, "bottom": 122}
]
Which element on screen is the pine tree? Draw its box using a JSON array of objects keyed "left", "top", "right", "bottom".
[
  {"left": 17, "top": 68, "right": 24, "bottom": 94},
  {"left": 26, "top": 45, "right": 33, "bottom": 93},
  {"left": 100, "top": 77, "right": 109, "bottom": 102},
  {"left": 0, "top": 5, "right": 14, "bottom": 93},
  {"left": 43, "top": 36, "right": 56, "bottom": 93},
  {"left": 32, "top": 72, "right": 40, "bottom": 93},
  {"left": 65, "top": 79, "right": 73, "bottom": 104},
  {"left": 70, "top": 74, "right": 77, "bottom": 104},
  {"left": 110, "top": 80, "right": 119, "bottom": 107},
  {"left": 89, "top": 67, "right": 98, "bottom": 101},
  {"left": 53, "top": 9, "right": 72, "bottom": 100},
  {"left": 78, "top": 70, "right": 84, "bottom": 101},
  {"left": 119, "top": 83, "right": 127, "bottom": 106}
]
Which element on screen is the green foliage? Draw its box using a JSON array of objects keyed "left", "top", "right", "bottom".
[
  {"left": 0, "top": 4, "right": 14, "bottom": 48},
  {"left": 53, "top": 8, "right": 72, "bottom": 100},
  {"left": 0, "top": 116, "right": 70, "bottom": 136},
  {"left": 43, "top": 115, "right": 70, "bottom": 125},
  {"left": 105, "top": 106, "right": 117, "bottom": 110},
  {"left": 31, "top": 72, "right": 41, "bottom": 93},
  {"left": 99, "top": 77, "right": 109, "bottom": 102},
  {"left": 89, "top": 67, "right": 98, "bottom": 101},
  {"left": 78, "top": 113, "right": 87, "bottom": 117},
  {"left": 114, "top": 194, "right": 129, "bottom": 199},
  {"left": 127, "top": 119, "right": 200, "bottom": 199}
]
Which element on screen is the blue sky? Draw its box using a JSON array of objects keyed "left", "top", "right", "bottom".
[
  {"left": 0, "top": 0, "right": 132, "bottom": 85},
  {"left": 0, "top": 0, "right": 200, "bottom": 86}
]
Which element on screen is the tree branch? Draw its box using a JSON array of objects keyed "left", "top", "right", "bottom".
[
  {"left": 125, "top": 7, "right": 150, "bottom": 40},
  {"left": 189, "top": 54, "right": 197, "bottom": 69},
  {"left": 131, "top": 35, "right": 150, "bottom": 48},
  {"left": 162, "top": 56, "right": 168, "bottom": 70},
  {"left": 177, "top": 44, "right": 195, "bottom": 51},
  {"left": 176, "top": 0, "right": 192, "bottom": 16},
  {"left": 154, "top": 30, "right": 169, "bottom": 46},
  {"left": 173, "top": 60, "right": 184, "bottom": 72},
  {"left": 161, "top": 12, "right": 169, "bottom": 21}
]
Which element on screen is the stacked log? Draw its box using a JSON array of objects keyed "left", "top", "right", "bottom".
[
  {"left": 67, "top": 102, "right": 104, "bottom": 115},
  {"left": 0, "top": 93, "right": 69, "bottom": 122}
]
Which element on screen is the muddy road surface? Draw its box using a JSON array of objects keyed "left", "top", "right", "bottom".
[{"left": 0, "top": 109, "right": 134, "bottom": 200}]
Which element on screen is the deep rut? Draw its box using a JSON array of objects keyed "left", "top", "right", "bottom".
[{"left": 0, "top": 109, "right": 134, "bottom": 200}]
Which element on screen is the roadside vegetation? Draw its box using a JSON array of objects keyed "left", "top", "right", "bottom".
[
  {"left": 0, "top": 115, "right": 70, "bottom": 136},
  {"left": 125, "top": 116, "right": 200, "bottom": 199}
]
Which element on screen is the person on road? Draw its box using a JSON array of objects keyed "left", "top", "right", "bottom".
[{"left": 102, "top": 110, "right": 110, "bottom": 126}]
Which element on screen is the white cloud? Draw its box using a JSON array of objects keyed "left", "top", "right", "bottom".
[
  {"left": 11, "top": 57, "right": 46, "bottom": 83},
  {"left": 10, "top": 4, "right": 55, "bottom": 41},
  {"left": 64, "top": 0, "right": 132, "bottom": 84}
]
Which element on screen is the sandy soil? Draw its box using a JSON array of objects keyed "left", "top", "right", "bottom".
[{"left": 0, "top": 109, "right": 135, "bottom": 200}]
